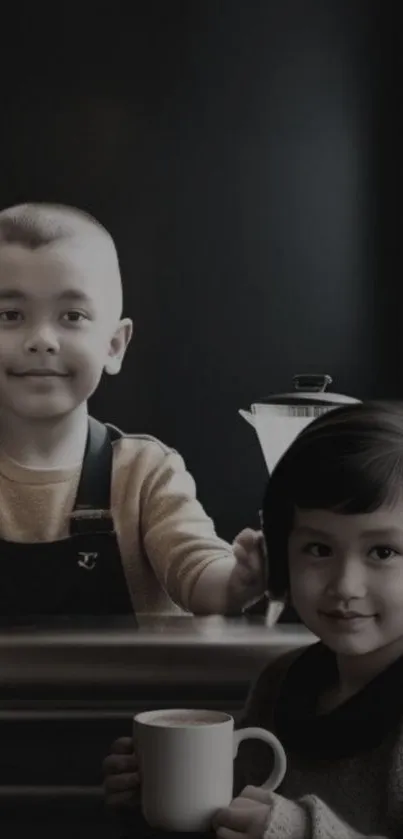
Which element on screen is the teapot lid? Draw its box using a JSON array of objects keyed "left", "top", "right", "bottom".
[
  {"left": 254, "top": 374, "right": 358, "bottom": 407},
  {"left": 240, "top": 374, "right": 360, "bottom": 473}
]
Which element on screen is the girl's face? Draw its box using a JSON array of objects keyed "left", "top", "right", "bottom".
[{"left": 288, "top": 503, "right": 403, "bottom": 661}]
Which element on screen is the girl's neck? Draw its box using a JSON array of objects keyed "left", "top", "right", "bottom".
[
  {"left": 338, "top": 634, "right": 403, "bottom": 691},
  {"left": 0, "top": 405, "right": 88, "bottom": 469},
  {"left": 317, "top": 635, "right": 403, "bottom": 714}
]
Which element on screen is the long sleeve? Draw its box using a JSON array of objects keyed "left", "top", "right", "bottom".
[
  {"left": 139, "top": 447, "right": 235, "bottom": 610},
  {"left": 263, "top": 793, "right": 393, "bottom": 839}
]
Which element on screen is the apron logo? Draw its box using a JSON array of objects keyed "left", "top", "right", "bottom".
[{"left": 78, "top": 552, "right": 98, "bottom": 570}]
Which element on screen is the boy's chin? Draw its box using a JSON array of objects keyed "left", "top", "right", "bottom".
[{"left": 5, "top": 398, "right": 84, "bottom": 422}]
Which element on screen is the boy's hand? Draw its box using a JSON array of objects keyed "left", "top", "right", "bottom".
[
  {"left": 102, "top": 737, "right": 140, "bottom": 809},
  {"left": 227, "top": 529, "right": 267, "bottom": 612},
  {"left": 212, "top": 785, "right": 274, "bottom": 839}
]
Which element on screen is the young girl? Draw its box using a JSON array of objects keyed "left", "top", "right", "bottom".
[{"left": 104, "top": 401, "right": 403, "bottom": 838}]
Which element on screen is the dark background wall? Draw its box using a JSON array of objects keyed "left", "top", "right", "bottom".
[{"left": 0, "top": 1, "right": 395, "bottom": 540}]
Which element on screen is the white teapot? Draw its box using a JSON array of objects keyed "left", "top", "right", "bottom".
[{"left": 240, "top": 373, "right": 360, "bottom": 473}]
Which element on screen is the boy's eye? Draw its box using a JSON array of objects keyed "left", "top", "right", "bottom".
[
  {"left": 302, "top": 542, "right": 331, "bottom": 558},
  {"left": 62, "top": 311, "right": 87, "bottom": 322},
  {"left": 0, "top": 310, "right": 23, "bottom": 322},
  {"left": 369, "top": 545, "right": 398, "bottom": 562}
]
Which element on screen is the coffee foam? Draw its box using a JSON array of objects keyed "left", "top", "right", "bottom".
[
  {"left": 151, "top": 714, "right": 216, "bottom": 726},
  {"left": 145, "top": 710, "right": 226, "bottom": 727}
]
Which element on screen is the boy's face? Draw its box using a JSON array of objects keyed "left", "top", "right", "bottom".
[
  {"left": 0, "top": 243, "right": 132, "bottom": 421},
  {"left": 288, "top": 504, "right": 403, "bottom": 660}
]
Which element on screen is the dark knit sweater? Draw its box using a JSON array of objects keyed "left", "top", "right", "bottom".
[{"left": 234, "top": 643, "right": 403, "bottom": 838}]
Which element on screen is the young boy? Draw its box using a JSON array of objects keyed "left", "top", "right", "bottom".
[{"left": 0, "top": 202, "right": 264, "bottom": 619}]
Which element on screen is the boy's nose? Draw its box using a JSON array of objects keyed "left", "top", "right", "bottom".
[{"left": 24, "top": 326, "right": 60, "bottom": 354}]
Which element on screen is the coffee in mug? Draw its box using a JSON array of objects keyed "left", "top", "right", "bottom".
[{"left": 134, "top": 708, "right": 286, "bottom": 832}]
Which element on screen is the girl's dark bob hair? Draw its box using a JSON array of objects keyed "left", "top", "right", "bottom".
[{"left": 262, "top": 401, "right": 403, "bottom": 599}]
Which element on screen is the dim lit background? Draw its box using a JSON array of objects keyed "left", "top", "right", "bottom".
[{"left": 0, "top": 0, "right": 397, "bottom": 540}]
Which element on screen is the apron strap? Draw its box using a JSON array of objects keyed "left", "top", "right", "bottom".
[{"left": 69, "top": 417, "right": 123, "bottom": 536}]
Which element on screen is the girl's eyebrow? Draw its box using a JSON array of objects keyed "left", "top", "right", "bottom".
[
  {"left": 293, "top": 525, "right": 403, "bottom": 540},
  {"left": 358, "top": 527, "right": 403, "bottom": 540},
  {"left": 292, "top": 526, "right": 332, "bottom": 539}
]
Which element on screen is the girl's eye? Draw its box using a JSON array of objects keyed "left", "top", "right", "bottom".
[
  {"left": 302, "top": 542, "right": 331, "bottom": 558},
  {"left": 369, "top": 546, "right": 398, "bottom": 562}
]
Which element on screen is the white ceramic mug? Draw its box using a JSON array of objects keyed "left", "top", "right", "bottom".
[{"left": 134, "top": 708, "right": 287, "bottom": 832}]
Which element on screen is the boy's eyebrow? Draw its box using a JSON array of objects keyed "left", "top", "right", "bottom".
[
  {"left": 0, "top": 288, "right": 93, "bottom": 303},
  {"left": 57, "top": 290, "right": 93, "bottom": 303},
  {"left": 0, "top": 289, "right": 28, "bottom": 300}
]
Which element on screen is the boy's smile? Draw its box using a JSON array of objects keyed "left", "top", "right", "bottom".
[{"left": 0, "top": 242, "right": 132, "bottom": 422}]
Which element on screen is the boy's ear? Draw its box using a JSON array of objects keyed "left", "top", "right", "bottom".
[{"left": 104, "top": 318, "right": 133, "bottom": 375}]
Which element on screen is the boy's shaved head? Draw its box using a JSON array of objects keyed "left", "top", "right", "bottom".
[
  {"left": 0, "top": 203, "right": 133, "bottom": 420},
  {"left": 0, "top": 202, "right": 111, "bottom": 247},
  {"left": 0, "top": 203, "right": 123, "bottom": 321}
]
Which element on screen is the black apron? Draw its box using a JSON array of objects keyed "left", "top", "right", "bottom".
[{"left": 0, "top": 417, "right": 135, "bottom": 620}]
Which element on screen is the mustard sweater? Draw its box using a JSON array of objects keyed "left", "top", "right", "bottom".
[{"left": 0, "top": 434, "right": 234, "bottom": 615}]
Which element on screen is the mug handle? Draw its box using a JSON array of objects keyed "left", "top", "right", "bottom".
[{"left": 233, "top": 727, "right": 287, "bottom": 791}]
